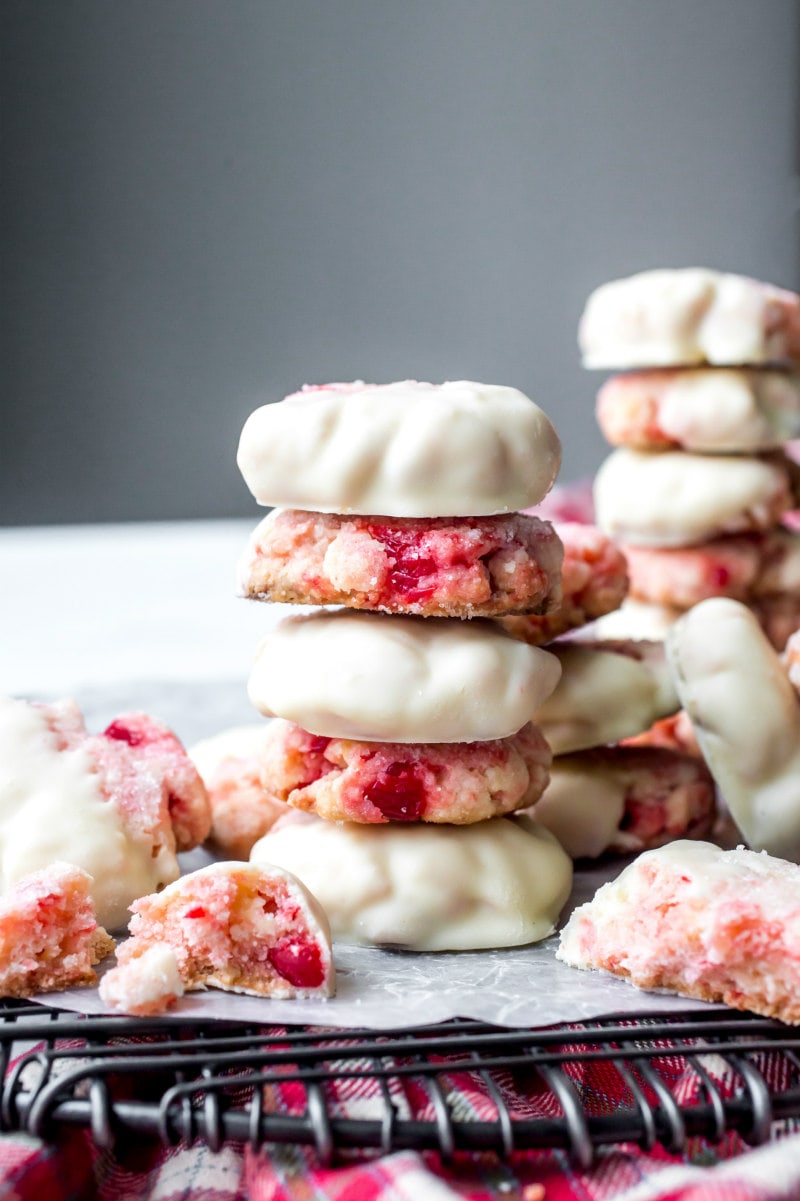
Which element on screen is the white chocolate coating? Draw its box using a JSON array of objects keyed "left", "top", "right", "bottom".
[
  {"left": 251, "top": 813, "right": 572, "bottom": 951},
  {"left": 533, "top": 642, "right": 678, "bottom": 754},
  {"left": 580, "top": 268, "right": 800, "bottom": 368},
  {"left": 248, "top": 610, "right": 561, "bottom": 743},
  {"left": 586, "top": 598, "right": 682, "bottom": 642},
  {"left": 667, "top": 598, "right": 800, "bottom": 859},
  {"left": 236, "top": 380, "right": 562, "bottom": 517},
  {"left": 532, "top": 763, "right": 626, "bottom": 860},
  {"left": 0, "top": 698, "right": 180, "bottom": 930},
  {"left": 594, "top": 449, "right": 792, "bottom": 547}
]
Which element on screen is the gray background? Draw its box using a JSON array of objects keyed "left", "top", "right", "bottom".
[{"left": 2, "top": 0, "right": 799, "bottom": 526}]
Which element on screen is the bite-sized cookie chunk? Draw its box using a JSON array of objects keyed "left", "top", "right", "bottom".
[
  {"left": 108, "top": 862, "right": 334, "bottom": 1000},
  {"left": 596, "top": 367, "right": 800, "bottom": 453},
  {"left": 99, "top": 943, "right": 184, "bottom": 1017},
  {"left": 579, "top": 268, "right": 800, "bottom": 369},
  {"left": 237, "top": 380, "right": 561, "bottom": 516},
  {"left": 0, "top": 697, "right": 211, "bottom": 930},
  {"left": 252, "top": 812, "right": 572, "bottom": 951},
  {"left": 667, "top": 598, "right": 800, "bottom": 859},
  {"left": 0, "top": 862, "right": 114, "bottom": 998},
  {"left": 259, "top": 719, "right": 551, "bottom": 825},
  {"left": 558, "top": 840, "right": 800, "bottom": 1024},
  {"left": 248, "top": 610, "right": 561, "bottom": 744},
  {"left": 531, "top": 746, "right": 715, "bottom": 859},
  {"left": 622, "top": 527, "right": 800, "bottom": 609},
  {"left": 533, "top": 640, "right": 678, "bottom": 755},
  {"left": 238, "top": 508, "right": 563, "bottom": 619},
  {"left": 190, "top": 725, "right": 288, "bottom": 859},
  {"left": 500, "top": 523, "right": 628, "bottom": 645},
  {"left": 594, "top": 448, "right": 796, "bottom": 547}
]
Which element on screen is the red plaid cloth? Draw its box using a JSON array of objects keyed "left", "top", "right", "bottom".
[{"left": 3, "top": 1035, "right": 800, "bottom": 1201}]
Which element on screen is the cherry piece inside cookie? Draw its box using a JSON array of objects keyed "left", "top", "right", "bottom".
[
  {"left": 239, "top": 509, "right": 563, "bottom": 619},
  {"left": 101, "top": 862, "right": 334, "bottom": 1013}
]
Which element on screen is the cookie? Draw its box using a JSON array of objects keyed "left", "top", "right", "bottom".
[
  {"left": 238, "top": 508, "right": 563, "bottom": 618},
  {"left": 0, "top": 863, "right": 114, "bottom": 998},
  {"left": 258, "top": 719, "right": 552, "bottom": 824},
  {"left": 251, "top": 811, "right": 572, "bottom": 951},
  {"left": 532, "top": 640, "right": 679, "bottom": 755},
  {"left": 667, "top": 598, "right": 800, "bottom": 858},
  {"left": 579, "top": 268, "right": 800, "bottom": 369},
  {"left": 596, "top": 367, "right": 800, "bottom": 453},
  {"left": 107, "top": 861, "right": 334, "bottom": 1001},
  {"left": 531, "top": 745, "right": 715, "bottom": 859},
  {"left": 558, "top": 840, "right": 800, "bottom": 1024},
  {"left": 594, "top": 448, "right": 796, "bottom": 547},
  {"left": 248, "top": 610, "right": 561, "bottom": 744},
  {"left": 99, "top": 943, "right": 184, "bottom": 1016},
  {"left": 237, "top": 380, "right": 561, "bottom": 516},
  {"left": 0, "top": 697, "right": 211, "bottom": 930}
]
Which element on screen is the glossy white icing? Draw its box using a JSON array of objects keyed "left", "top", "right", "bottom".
[{"left": 237, "top": 380, "right": 562, "bottom": 516}]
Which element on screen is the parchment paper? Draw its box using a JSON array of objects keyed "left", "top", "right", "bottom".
[{"left": 30, "top": 680, "right": 725, "bottom": 1030}]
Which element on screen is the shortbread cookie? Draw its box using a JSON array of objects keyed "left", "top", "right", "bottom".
[
  {"left": 110, "top": 862, "right": 334, "bottom": 999},
  {"left": 248, "top": 610, "right": 561, "bottom": 744},
  {"left": 251, "top": 812, "right": 572, "bottom": 951},
  {"left": 190, "top": 725, "right": 287, "bottom": 859},
  {"left": 0, "top": 863, "right": 114, "bottom": 998},
  {"left": 499, "top": 523, "right": 628, "bottom": 645},
  {"left": 623, "top": 527, "right": 800, "bottom": 609},
  {"left": 667, "top": 598, "right": 800, "bottom": 858},
  {"left": 596, "top": 368, "right": 800, "bottom": 452},
  {"left": 531, "top": 746, "right": 715, "bottom": 859},
  {"left": 0, "top": 698, "right": 211, "bottom": 930},
  {"left": 532, "top": 641, "right": 679, "bottom": 755},
  {"left": 259, "top": 719, "right": 551, "bottom": 824},
  {"left": 579, "top": 268, "right": 800, "bottom": 369},
  {"left": 558, "top": 840, "right": 800, "bottom": 1024},
  {"left": 594, "top": 449, "right": 796, "bottom": 547},
  {"left": 99, "top": 943, "right": 184, "bottom": 1016},
  {"left": 237, "top": 380, "right": 561, "bottom": 516},
  {"left": 238, "top": 508, "right": 563, "bottom": 619}
]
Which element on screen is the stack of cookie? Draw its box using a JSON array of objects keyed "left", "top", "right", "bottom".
[
  {"left": 580, "top": 267, "right": 800, "bottom": 651},
  {"left": 233, "top": 380, "right": 574, "bottom": 951}
]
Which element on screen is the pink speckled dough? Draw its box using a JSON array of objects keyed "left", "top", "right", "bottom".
[
  {"left": 239, "top": 509, "right": 564, "bottom": 618},
  {"left": 0, "top": 863, "right": 114, "bottom": 997},
  {"left": 259, "top": 720, "right": 552, "bottom": 825}
]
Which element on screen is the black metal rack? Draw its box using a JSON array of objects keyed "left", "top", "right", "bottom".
[{"left": 2, "top": 1002, "right": 800, "bottom": 1166}]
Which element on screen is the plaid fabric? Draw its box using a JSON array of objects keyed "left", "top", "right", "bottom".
[{"left": 3, "top": 1035, "right": 800, "bottom": 1201}]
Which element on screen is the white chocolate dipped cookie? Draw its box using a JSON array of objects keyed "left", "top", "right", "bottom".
[
  {"left": 251, "top": 812, "right": 572, "bottom": 951},
  {"left": 0, "top": 697, "right": 210, "bottom": 930},
  {"left": 531, "top": 746, "right": 716, "bottom": 859},
  {"left": 594, "top": 449, "right": 795, "bottom": 547},
  {"left": 533, "top": 641, "right": 679, "bottom": 755},
  {"left": 248, "top": 610, "right": 561, "bottom": 744},
  {"left": 579, "top": 268, "right": 800, "bottom": 369},
  {"left": 597, "top": 368, "right": 800, "bottom": 453},
  {"left": 667, "top": 598, "right": 800, "bottom": 859},
  {"left": 237, "top": 380, "right": 561, "bottom": 517}
]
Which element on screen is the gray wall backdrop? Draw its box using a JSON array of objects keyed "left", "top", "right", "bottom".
[{"left": 3, "top": 0, "right": 799, "bottom": 525}]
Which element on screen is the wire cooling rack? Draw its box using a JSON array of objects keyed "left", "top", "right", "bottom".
[{"left": 2, "top": 1003, "right": 800, "bottom": 1165}]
